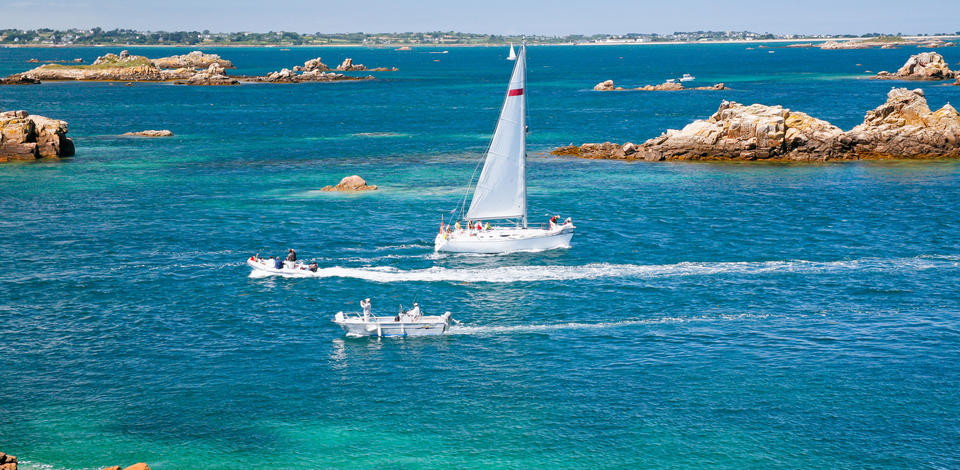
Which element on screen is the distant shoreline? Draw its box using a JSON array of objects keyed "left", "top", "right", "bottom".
[{"left": 3, "top": 35, "right": 958, "bottom": 49}]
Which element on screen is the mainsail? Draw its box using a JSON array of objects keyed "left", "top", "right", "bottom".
[{"left": 466, "top": 44, "right": 527, "bottom": 224}]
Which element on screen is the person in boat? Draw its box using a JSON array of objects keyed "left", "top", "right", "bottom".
[
  {"left": 484, "top": 222, "right": 491, "bottom": 231},
  {"left": 273, "top": 256, "right": 283, "bottom": 269},
  {"left": 361, "top": 298, "right": 372, "bottom": 320},
  {"left": 308, "top": 261, "right": 318, "bottom": 272},
  {"left": 549, "top": 215, "right": 559, "bottom": 229},
  {"left": 407, "top": 302, "right": 421, "bottom": 321},
  {"left": 455, "top": 220, "right": 461, "bottom": 232},
  {"left": 475, "top": 221, "right": 482, "bottom": 231},
  {"left": 286, "top": 249, "right": 297, "bottom": 262}
]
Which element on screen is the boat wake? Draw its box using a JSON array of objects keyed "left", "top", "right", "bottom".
[
  {"left": 448, "top": 313, "right": 767, "bottom": 335},
  {"left": 247, "top": 255, "right": 960, "bottom": 283}
]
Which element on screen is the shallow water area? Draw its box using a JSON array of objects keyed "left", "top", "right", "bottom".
[{"left": 2, "top": 43, "right": 960, "bottom": 469}]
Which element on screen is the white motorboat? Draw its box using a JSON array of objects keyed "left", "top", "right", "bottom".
[
  {"left": 435, "top": 42, "right": 575, "bottom": 254},
  {"left": 507, "top": 43, "right": 517, "bottom": 60},
  {"left": 333, "top": 304, "right": 453, "bottom": 337},
  {"left": 679, "top": 73, "right": 695, "bottom": 82},
  {"left": 246, "top": 255, "right": 318, "bottom": 276}
]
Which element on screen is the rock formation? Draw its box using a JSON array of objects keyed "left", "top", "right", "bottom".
[
  {"left": 594, "top": 80, "right": 619, "bottom": 91},
  {"left": 151, "top": 51, "right": 234, "bottom": 69},
  {"left": 122, "top": 130, "right": 174, "bottom": 137},
  {"left": 0, "top": 452, "right": 16, "bottom": 470},
  {"left": 0, "top": 74, "right": 40, "bottom": 85},
  {"left": 335, "top": 58, "right": 366, "bottom": 71},
  {"left": 321, "top": 175, "right": 378, "bottom": 191},
  {"left": 846, "top": 87, "right": 960, "bottom": 158},
  {"left": 368, "top": 66, "right": 399, "bottom": 71},
  {"left": 102, "top": 463, "right": 150, "bottom": 470},
  {"left": 1, "top": 109, "right": 75, "bottom": 162},
  {"left": 292, "top": 57, "right": 329, "bottom": 72},
  {"left": 552, "top": 88, "right": 960, "bottom": 162},
  {"left": 176, "top": 63, "right": 239, "bottom": 85},
  {"left": 594, "top": 79, "right": 725, "bottom": 91},
  {"left": 876, "top": 52, "right": 956, "bottom": 80},
  {"left": 14, "top": 50, "right": 165, "bottom": 81},
  {"left": 254, "top": 68, "right": 372, "bottom": 83}
]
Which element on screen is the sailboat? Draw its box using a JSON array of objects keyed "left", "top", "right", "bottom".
[
  {"left": 434, "top": 43, "right": 575, "bottom": 254},
  {"left": 507, "top": 43, "right": 517, "bottom": 61}
]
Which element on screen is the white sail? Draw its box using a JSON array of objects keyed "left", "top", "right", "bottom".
[
  {"left": 466, "top": 45, "right": 527, "bottom": 223},
  {"left": 507, "top": 44, "right": 517, "bottom": 60}
]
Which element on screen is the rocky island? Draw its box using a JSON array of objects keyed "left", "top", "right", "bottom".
[
  {"left": 875, "top": 52, "right": 956, "bottom": 80},
  {"left": 552, "top": 87, "right": 960, "bottom": 162},
  {"left": 322, "top": 175, "right": 378, "bottom": 191},
  {"left": 594, "top": 79, "right": 725, "bottom": 91},
  {"left": 1, "top": 50, "right": 382, "bottom": 86},
  {"left": 0, "top": 109, "right": 75, "bottom": 162}
]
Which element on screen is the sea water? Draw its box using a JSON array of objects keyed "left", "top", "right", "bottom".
[{"left": 1, "top": 44, "right": 959, "bottom": 468}]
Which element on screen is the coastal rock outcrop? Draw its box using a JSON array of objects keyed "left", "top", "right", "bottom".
[
  {"left": 321, "top": 175, "right": 378, "bottom": 191},
  {"left": 293, "top": 57, "right": 329, "bottom": 72},
  {"left": 255, "top": 68, "right": 372, "bottom": 83},
  {"left": 0, "top": 74, "right": 40, "bottom": 85},
  {"left": 846, "top": 87, "right": 960, "bottom": 158},
  {"left": 122, "top": 130, "right": 174, "bottom": 137},
  {"left": 1, "top": 109, "right": 75, "bottom": 162},
  {"left": 594, "top": 79, "right": 726, "bottom": 91},
  {"left": 0, "top": 452, "right": 16, "bottom": 470},
  {"left": 594, "top": 80, "right": 620, "bottom": 91},
  {"left": 876, "top": 52, "right": 956, "bottom": 80},
  {"left": 335, "top": 58, "right": 366, "bottom": 71},
  {"left": 176, "top": 63, "right": 239, "bottom": 85},
  {"left": 16, "top": 51, "right": 164, "bottom": 81},
  {"left": 551, "top": 88, "right": 960, "bottom": 162},
  {"left": 151, "top": 51, "right": 234, "bottom": 69}
]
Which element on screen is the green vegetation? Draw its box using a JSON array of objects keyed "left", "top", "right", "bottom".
[{"left": 0, "top": 28, "right": 953, "bottom": 46}]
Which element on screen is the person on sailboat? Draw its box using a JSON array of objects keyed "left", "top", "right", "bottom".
[
  {"left": 476, "top": 221, "right": 482, "bottom": 231},
  {"left": 455, "top": 220, "right": 461, "bottom": 232},
  {"left": 361, "top": 298, "right": 372, "bottom": 321}
]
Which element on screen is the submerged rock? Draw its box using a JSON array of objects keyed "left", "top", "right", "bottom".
[
  {"left": 321, "top": 175, "right": 378, "bottom": 192},
  {"left": 876, "top": 52, "right": 956, "bottom": 80},
  {"left": 552, "top": 87, "right": 960, "bottom": 161},
  {"left": 122, "top": 130, "right": 173, "bottom": 137},
  {"left": 151, "top": 51, "right": 234, "bottom": 69},
  {"left": 1, "top": 109, "right": 75, "bottom": 162}
]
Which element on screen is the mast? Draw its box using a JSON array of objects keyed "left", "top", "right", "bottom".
[
  {"left": 519, "top": 41, "right": 527, "bottom": 228},
  {"left": 465, "top": 41, "right": 528, "bottom": 224}
]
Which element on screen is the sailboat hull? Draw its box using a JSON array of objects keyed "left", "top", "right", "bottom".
[{"left": 434, "top": 225, "right": 574, "bottom": 254}]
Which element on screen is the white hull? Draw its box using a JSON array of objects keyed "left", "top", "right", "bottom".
[
  {"left": 434, "top": 223, "right": 574, "bottom": 254},
  {"left": 334, "top": 312, "right": 452, "bottom": 337},
  {"left": 247, "top": 257, "right": 316, "bottom": 276}
]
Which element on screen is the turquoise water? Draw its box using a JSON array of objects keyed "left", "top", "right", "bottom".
[{"left": 2, "top": 44, "right": 960, "bottom": 469}]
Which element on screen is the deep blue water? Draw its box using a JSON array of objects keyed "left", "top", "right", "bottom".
[{"left": 1, "top": 44, "right": 960, "bottom": 469}]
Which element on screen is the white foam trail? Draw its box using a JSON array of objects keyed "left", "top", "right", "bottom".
[
  {"left": 247, "top": 255, "right": 960, "bottom": 283},
  {"left": 447, "top": 313, "right": 769, "bottom": 335}
]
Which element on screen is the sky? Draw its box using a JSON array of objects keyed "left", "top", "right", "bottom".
[{"left": 3, "top": 0, "right": 960, "bottom": 35}]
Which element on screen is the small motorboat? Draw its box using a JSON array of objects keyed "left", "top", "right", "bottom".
[
  {"left": 679, "top": 73, "right": 695, "bottom": 82},
  {"left": 247, "top": 255, "right": 318, "bottom": 276},
  {"left": 334, "top": 301, "right": 453, "bottom": 337}
]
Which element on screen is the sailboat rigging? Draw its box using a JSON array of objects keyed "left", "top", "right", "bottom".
[{"left": 434, "top": 43, "right": 575, "bottom": 254}]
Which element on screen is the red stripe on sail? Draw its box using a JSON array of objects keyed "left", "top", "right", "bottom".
[{"left": 508, "top": 88, "right": 524, "bottom": 96}]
